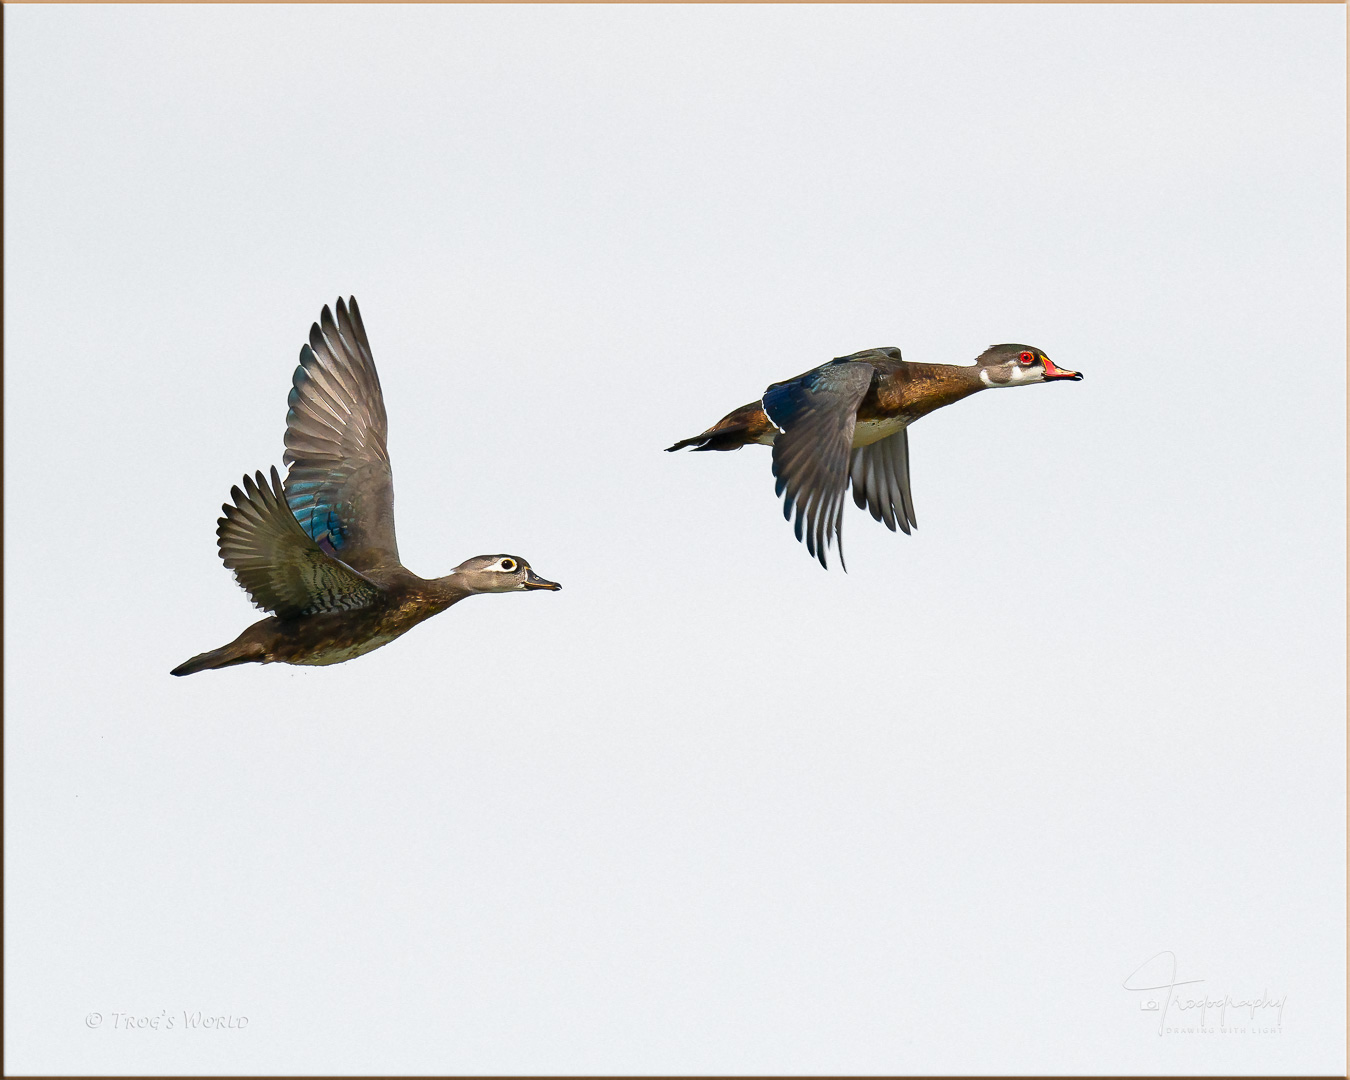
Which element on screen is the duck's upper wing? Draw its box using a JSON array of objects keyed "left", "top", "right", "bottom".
[
  {"left": 849, "top": 428, "right": 917, "bottom": 535},
  {"left": 282, "top": 297, "right": 400, "bottom": 572},
  {"left": 762, "top": 359, "right": 876, "bottom": 570},
  {"left": 217, "top": 467, "right": 383, "bottom": 619}
]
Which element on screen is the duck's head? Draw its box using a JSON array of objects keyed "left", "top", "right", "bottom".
[
  {"left": 975, "top": 344, "right": 1082, "bottom": 387},
  {"left": 451, "top": 555, "right": 561, "bottom": 594}
]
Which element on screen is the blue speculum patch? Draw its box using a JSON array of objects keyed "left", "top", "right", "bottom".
[
  {"left": 287, "top": 482, "right": 347, "bottom": 550},
  {"left": 285, "top": 354, "right": 349, "bottom": 551}
]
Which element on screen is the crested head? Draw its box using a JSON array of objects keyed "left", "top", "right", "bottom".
[
  {"left": 449, "top": 554, "right": 562, "bottom": 594},
  {"left": 975, "top": 344, "right": 1082, "bottom": 387}
]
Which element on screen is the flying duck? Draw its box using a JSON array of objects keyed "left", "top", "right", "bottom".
[
  {"left": 172, "top": 297, "right": 560, "bottom": 676},
  {"left": 667, "top": 344, "right": 1082, "bottom": 569}
]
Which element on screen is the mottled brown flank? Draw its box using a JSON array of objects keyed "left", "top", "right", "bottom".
[
  {"left": 273, "top": 588, "right": 449, "bottom": 665},
  {"left": 670, "top": 358, "right": 985, "bottom": 451},
  {"left": 178, "top": 569, "right": 470, "bottom": 671}
]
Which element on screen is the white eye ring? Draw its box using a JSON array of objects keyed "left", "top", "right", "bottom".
[{"left": 499, "top": 559, "right": 517, "bottom": 572}]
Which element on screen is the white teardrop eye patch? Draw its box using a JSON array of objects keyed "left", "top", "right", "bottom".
[{"left": 499, "top": 558, "right": 517, "bottom": 572}]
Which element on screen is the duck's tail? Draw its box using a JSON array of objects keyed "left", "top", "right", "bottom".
[
  {"left": 170, "top": 640, "right": 266, "bottom": 677},
  {"left": 666, "top": 431, "right": 729, "bottom": 452},
  {"left": 666, "top": 401, "right": 777, "bottom": 452}
]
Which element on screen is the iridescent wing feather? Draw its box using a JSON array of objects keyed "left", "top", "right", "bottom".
[{"left": 283, "top": 297, "right": 400, "bottom": 572}]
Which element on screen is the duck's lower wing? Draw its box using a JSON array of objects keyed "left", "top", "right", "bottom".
[
  {"left": 218, "top": 466, "right": 383, "bottom": 619},
  {"left": 762, "top": 361, "right": 875, "bottom": 570},
  {"left": 849, "top": 428, "right": 917, "bottom": 535}
]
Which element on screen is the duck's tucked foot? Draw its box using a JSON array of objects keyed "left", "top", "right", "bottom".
[{"left": 171, "top": 640, "right": 266, "bottom": 676}]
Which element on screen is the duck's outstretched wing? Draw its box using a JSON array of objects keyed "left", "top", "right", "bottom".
[
  {"left": 762, "top": 360, "right": 875, "bottom": 570},
  {"left": 849, "top": 428, "right": 917, "bottom": 535},
  {"left": 282, "top": 297, "right": 400, "bottom": 572},
  {"left": 217, "top": 467, "right": 382, "bottom": 619}
]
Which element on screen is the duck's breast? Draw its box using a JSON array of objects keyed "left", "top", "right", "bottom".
[{"left": 851, "top": 414, "right": 908, "bottom": 447}]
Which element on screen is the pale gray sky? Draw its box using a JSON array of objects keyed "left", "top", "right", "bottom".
[{"left": 5, "top": 4, "right": 1345, "bottom": 1074}]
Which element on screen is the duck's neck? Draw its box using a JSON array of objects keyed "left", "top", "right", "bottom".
[
  {"left": 898, "top": 362, "right": 987, "bottom": 418},
  {"left": 424, "top": 573, "right": 476, "bottom": 608}
]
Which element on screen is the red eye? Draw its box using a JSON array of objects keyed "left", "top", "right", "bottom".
[{"left": 1018, "top": 351, "right": 1035, "bottom": 365}]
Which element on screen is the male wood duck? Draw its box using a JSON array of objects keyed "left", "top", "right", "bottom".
[
  {"left": 667, "top": 344, "right": 1082, "bottom": 569},
  {"left": 172, "top": 297, "right": 560, "bottom": 676}
]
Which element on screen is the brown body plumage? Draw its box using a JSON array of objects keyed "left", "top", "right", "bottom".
[
  {"left": 173, "top": 298, "right": 559, "bottom": 676},
  {"left": 174, "top": 567, "right": 468, "bottom": 674},
  {"left": 667, "top": 344, "right": 1082, "bottom": 567},
  {"left": 670, "top": 353, "right": 986, "bottom": 453}
]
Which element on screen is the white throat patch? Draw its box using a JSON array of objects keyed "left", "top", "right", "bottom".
[{"left": 980, "top": 365, "right": 1037, "bottom": 388}]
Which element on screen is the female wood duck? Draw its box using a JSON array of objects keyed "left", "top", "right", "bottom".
[
  {"left": 172, "top": 297, "right": 560, "bottom": 676},
  {"left": 667, "top": 344, "right": 1082, "bottom": 569}
]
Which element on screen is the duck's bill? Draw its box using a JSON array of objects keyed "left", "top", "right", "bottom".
[
  {"left": 1043, "top": 358, "right": 1083, "bottom": 381},
  {"left": 522, "top": 570, "right": 561, "bottom": 591}
]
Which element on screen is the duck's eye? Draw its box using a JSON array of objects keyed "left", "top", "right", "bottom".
[
  {"left": 1018, "top": 351, "right": 1035, "bottom": 365},
  {"left": 500, "top": 559, "right": 516, "bottom": 572}
]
